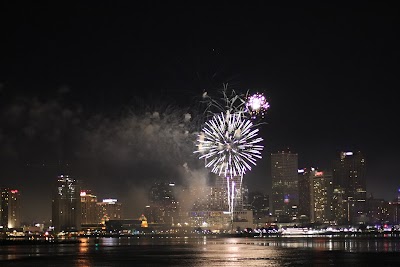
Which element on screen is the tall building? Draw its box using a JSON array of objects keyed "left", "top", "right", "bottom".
[
  {"left": 80, "top": 190, "right": 98, "bottom": 224},
  {"left": 146, "top": 181, "right": 178, "bottom": 225},
  {"left": 97, "top": 199, "right": 123, "bottom": 224},
  {"left": 333, "top": 151, "right": 366, "bottom": 224},
  {"left": 52, "top": 175, "right": 81, "bottom": 233},
  {"left": 309, "top": 169, "right": 333, "bottom": 223},
  {"left": 297, "top": 168, "right": 311, "bottom": 222},
  {"left": 8, "top": 189, "right": 21, "bottom": 228},
  {"left": 208, "top": 186, "right": 227, "bottom": 211},
  {"left": 248, "top": 191, "right": 269, "bottom": 223},
  {"left": 0, "top": 188, "right": 21, "bottom": 229},
  {"left": 214, "top": 175, "right": 246, "bottom": 212},
  {"left": 388, "top": 188, "right": 400, "bottom": 225},
  {"left": 332, "top": 187, "right": 348, "bottom": 225},
  {"left": 271, "top": 150, "right": 298, "bottom": 221},
  {"left": 0, "top": 188, "right": 9, "bottom": 229},
  {"left": 366, "top": 195, "right": 389, "bottom": 225}
]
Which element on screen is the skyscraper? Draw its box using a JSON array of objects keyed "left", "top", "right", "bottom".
[
  {"left": 388, "top": 188, "right": 400, "bottom": 225},
  {"left": 297, "top": 168, "right": 311, "bottom": 221},
  {"left": 8, "top": 189, "right": 21, "bottom": 228},
  {"left": 309, "top": 169, "right": 333, "bottom": 223},
  {"left": 271, "top": 150, "right": 298, "bottom": 221},
  {"left": 333, "top": 151, "right": 367, "bottom": 224},
  {"left": 146, "top": 181, "right": 178, "bottom": 225},
  {"left": 80, "top": 190, "right": 98, "bottom": 224},
  {"left": 214, "top": 175, "right": 245, "bottom": 212},
  {"left": 248, "top": 191, "right": 269, "bottom": 223},
  {"left": 0, "top": 188, "right": 21, "bottom": 229},
  {"left": 52, "top": 175, "right": 81, "bottom": 233}
]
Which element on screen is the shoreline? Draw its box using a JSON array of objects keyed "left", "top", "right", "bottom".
[{"left": 1, "top": 231, "right": 400, "bottom": 245}]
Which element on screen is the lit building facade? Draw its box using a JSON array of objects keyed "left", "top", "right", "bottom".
[
  {"left": 214, "top": 175, "right": 247, "bottom": 212},
  {"left": 297, "top": 168, "right": 311, "bottom": 222},
  {"left": 310, "top": 170, "right": 333, "bottom": 223},
  {"left": 366, "top": 196, "right": 389, "bottom": 225},
  {"left": 388, "top": 188, "right": 400, "bottom": 225},
  {"left": 271, "top": 150, "right": 299, "bottom": 221},
  {"left": 52, "top": 175, "right": 81, "bottom": 233},
  {"left": 248, "top": 191, "right": 269, "bottom": 224},
  {"left": 8, "top": 189, "right": 21, "bottom": 228},
  {"left": 146, "top": 182, "right": 179, "bottom": 225},
  {"left": 80, "top": 190, "right": 98, "bottom": 224},
  {"left": 97, "top": 199, "right": 122, "bottom": 223},
  {"left": 332, "top": 187, "right": 348, "bottom": 225},
  {"left": 333, "top": 151, "right": 367, "bottom": 224},
  {"left": 0, "top": 188, "right": 21, "bottom": 229}
]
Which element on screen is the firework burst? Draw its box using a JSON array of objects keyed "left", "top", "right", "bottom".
[
  {"left": 195, "top": 111, "right": 263, "bottom": 177},
  {"left": 195, "top": 86, "right": 269, "bottom": 223},
  {"left": 245, "top": 93, "right": 270, "bottom": 119}
]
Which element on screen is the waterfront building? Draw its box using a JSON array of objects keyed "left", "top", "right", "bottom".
[
  {"left": 333, "top": 151, "right": 367, "bottom": 224},
  {"left": 214, "top": 175, "right": 247, "bottom": 212},
  {"left": 366, "top": 195, "right": 390, "bottom": 224},
  {"left": 208, "top": 186, "right": 227, "bottom": 211},
  {"left": 388, "top": 188, "right": 400, "bottom": 224},
  {"left": 271, "top": 150, "right": 299, "bottom": 222},
  {"left": 52, "top": 175, "right": 81, "bottom": 233},
  {"left": 332, "top": 187, "right": 348, "bottom": 225},
  {"left": 0, "top": 188, "right": 21, "bottom": 229},
  {"left": 248, "top": 191, "right": 270, "bottom": 224},
  {"left": 297, "top": 168, "right": 311, "bottom": 222},
  {"left": 97, "top": 199, "right": 123, "bottom": 223},
  {"left": 80, "top": 190, "right": 98, "bottom": 224},
  {"left": 146, "top": 181, "right": 179, "bottom": 225},
  {"left": 310, "top": 169, "right": 333, "bottom": 223}
]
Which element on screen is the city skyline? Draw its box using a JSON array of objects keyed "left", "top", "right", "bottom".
[
  {"left": 1, "top": 3, "right": 399, "bottom": 222},
  {"left": 2, "top": 148, "right": 399, "bottom": 224}
]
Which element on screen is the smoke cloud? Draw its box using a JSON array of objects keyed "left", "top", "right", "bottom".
[{"left": 0, "top": 92, "right": 211, "bottom": 220}]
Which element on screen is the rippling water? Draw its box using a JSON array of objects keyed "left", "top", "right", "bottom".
[{"left": 1, "top": 236, "right": 400, "bottom": 266}]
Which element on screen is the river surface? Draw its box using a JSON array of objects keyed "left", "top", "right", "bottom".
[{"left": 1, "top": 235, "right": 400, "bottom": 266}]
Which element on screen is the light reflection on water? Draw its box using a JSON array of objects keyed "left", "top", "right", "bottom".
[
  {"left": 265, "top": 236, "right": 400, "bottom": 252},
  {"left": 1, "top": 236, "right": 400, "bottom": 266}
]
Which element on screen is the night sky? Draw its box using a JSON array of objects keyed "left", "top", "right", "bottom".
[{"left": 1, "top": 2, "right": 399, "bottom": 223}]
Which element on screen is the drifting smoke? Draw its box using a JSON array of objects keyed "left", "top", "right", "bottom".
[
  {"left": 174, "top": 162, "right": 212, "bottom": 212},
  {"left": 0, "top": 93, "right": 211, "bottom": 219},
  {"left": 81, "top": 104, "right": 202, "bottom": 183}
]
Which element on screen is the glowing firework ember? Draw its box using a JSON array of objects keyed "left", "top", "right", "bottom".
[
  {"left": 195, "top": 111, "right": 263, "bottom": 177},
  {"left": 245, "top": 93, "right": 270, "bottom": 119}
]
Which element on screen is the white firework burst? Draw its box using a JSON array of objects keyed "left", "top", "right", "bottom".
[{"left": 195, "top": 111, "right": 263, "bottom": 177}]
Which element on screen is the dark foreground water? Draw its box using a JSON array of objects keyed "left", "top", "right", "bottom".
[{"left": 1, "top": 236, "right": 400, "bottom": 266}]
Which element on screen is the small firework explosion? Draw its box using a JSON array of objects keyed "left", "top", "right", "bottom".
[{"left": 245, "top": 93, "right": 270, "bottom": 119}]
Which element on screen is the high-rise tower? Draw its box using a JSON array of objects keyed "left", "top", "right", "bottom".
[
  {"left": 146, "top": 181, "right": 178, "bottom": 225},
  {"left": 214, "top": 175, "right": 245, "bottom": 212},
  {"left": 271, "top": 150, "right": 298, "bottom": 221},
  {"left": 333, "top": 151, "right": 367, "bottom": 224},
  {"left": 80, "top": 190, "right": 98, "bottom": 224},
  {"left": 297, "top": 168, "right": 311, "bottom": 222},
  {"left": 52, "top": 175, "right": 81, "bottom": 233},
  {"left": 309, "top": 169, "right": 333, "bottom": 223},
  {"left": 0, "top": 188, "right": 21, "bottom": 229}
]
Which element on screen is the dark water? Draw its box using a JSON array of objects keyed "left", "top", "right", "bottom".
[{"left": 1, "top": 236, "right": 400, "bottom": 266}]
